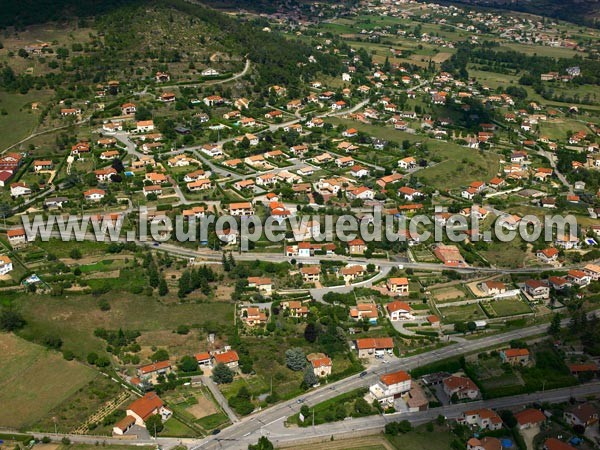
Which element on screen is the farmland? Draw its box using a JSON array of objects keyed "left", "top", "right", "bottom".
[{"left": 0, "top": 333, "right": 96, "bottom": 429}]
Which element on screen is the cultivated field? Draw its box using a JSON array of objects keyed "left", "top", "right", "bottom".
[{"left": 0, "top": 333, "right": 96, "bottom": 429}]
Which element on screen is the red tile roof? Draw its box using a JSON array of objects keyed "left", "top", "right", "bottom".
[{"left": 515, "top": 408, "right": 546, "bottom": 426}]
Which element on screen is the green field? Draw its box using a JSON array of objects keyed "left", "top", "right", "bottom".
[
  {"left": 490, "top": 298, "right": 532, "bottom": 317},
  {"left": 14, "top": 293, "right": 234, "bottom": 360},
  {"left": 0, "top": 333, "right": 96, "bottom": 429},
  {"left": 385, "top": 424, "right": 456, "bottom": 450},
  {"left": 437, "top": 303, "right": 486, "bottom": 324},
  {"left": 326, "top": 118, "right": 501, "bottom": 189},
  {"left": 0, "top": 90, "right": 54, "bottom": 151}
]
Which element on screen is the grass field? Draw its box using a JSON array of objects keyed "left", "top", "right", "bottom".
[
  {"left": 0, "top": 90, "right": 54, "bottom": 151},
  {"left": 490, "top": 298, "right": 532, "bottom": 317},
  {"left": 437, "top": 303, "right": 486, "bottom": 324},
  {"left": 14, "top": 293, "right": 234, "bottom": 360},
  {"left": 326, "top": 118, "right": 500, "bottom": 189},
  {"left": 0, "top": 333, "right": 96, "bottom": 429},
  {"left": 385, "top": 423, "right": 456, "bottom": 449},
  {"left": 431, "top": 286, "right": 466, "bottom": 303}
]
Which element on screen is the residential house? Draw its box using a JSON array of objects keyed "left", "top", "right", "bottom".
[
  {"left": 355, "top": 337, "right": 394, "bottom": 358},
  {"left": 138, "top": 361, "right": 172, "bottom": 385},
  {"left": 241, "top": 307, "right": 268, "bottom": 327},
  {"left": 228, "top": 202, "right": 254, "bottom": 216},
  {"left": 369, "top": 370, "right": 412, "bottom": 405},
  {"left": 514, "top": 409, "right": 546, "bottom": 430},
  {"left": 480, "top": 281, "right": 507, "bottom": 296},
  {"left": 386, "top": 301, "right": 412, "bottom": 321},
  {"left": 564, "top": 403, "right": 599, "bottom": 428},
  {"left": 386, "top": 277, "right": 409, "bottom": 295},
  {"left": 310, "top": 356, "right": 332, "bottom": 378},
  {"left": 247, "top": 277, "right": 272, "bottom": 296},
  {"left": 300, "top": 266, "right": 321, "bottom": 283},
  {"left": 442, "top": 375, "right": 480, "bottom": 401},
  {"left": 521, "top": 280, "right": 550, "bottom": 301},
  {"left": 0, "top": 255, "right": 13, "bottom": 275},
  {"left": 350, "top": 303, "right": 378, "bottom": 323},
  {"left": 459, "top": 409, "right": 503, "bottom": 430},
  {"left": 537, "top": 248, "right": 559, "bottom": 263},
  {"left": 211, "top": 350, "right": 239, "bottom": 370},
  {"left": 84, "top": 189, "right": 105, "bottom": 201},
  {"left": 499, "top": 348, "right": 530, "bottom": 366}
]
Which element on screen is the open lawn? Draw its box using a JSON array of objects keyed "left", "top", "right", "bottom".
[
  {"left": 14, "top": 293, "right": 234, "bottom": 360},
  {"left": 282, "top": 435, "right": 391, "bottom": 450},
  {"left": 326, "top": 118, "right": 500, "bottom": 189},
  {"left": 0, "top": 90, "right": 54, "bottom": 151},
  {"left": 0, "top": 333, "right": 97, "bottom": 429},
  {"left": 490, "top": 298, "right": 532, "bottom": 317},
  {"left": 437, "top": 303, "right": 486, "bottom": 324},
  {"left": 431, "top": 286, "right": 466, "bottom": 303},
  {"left": 385, "top": 423, "right": 455, "bottom": 450}
]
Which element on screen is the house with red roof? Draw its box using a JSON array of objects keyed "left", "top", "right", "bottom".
[
  {"left": 543, "top": 438, "right": 576, "bottom": 450},
  {"left": 537, "top": 248, "right": 559, "bottom": 263},
  {"left": 369, "top": 370, "right": 412, "bottom": 405},
  {"left": 113, "top": 392, "right": 172, "bottom": 435},
  {"left": 459, "top": 408, "right": 503, "bottom": 430},
  {"left": 442, "top": 375, "right": 480, "bottom": 401},
  {"left": 514, "top": 408, "right": 546, "bottom": 430},
  {"left": 211, "top": 350, "right": 239, "bottom": 370},
  {"left": 138, "top": 361, "right": 172, "bottom": 385},
  {"left": 386, "top": 277, "right": 409, "bottom": 295},
  {"left": 386, "top": 301, "right": 412, "bottom": 321},
  {"left": 499, "top": 348, "right": 530, "bottom": 366},
  {"left": 354, "top": 337, "right": 394, "bottom": 358}
]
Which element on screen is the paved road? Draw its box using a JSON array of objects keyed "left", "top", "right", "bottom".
[
  {"left": 201, "top": 375, "right": 239, "bottom": 424},
  {"left": 190, "top": 315, "right": 593, "bottom": 449},
  {"left": 258, "top": 382, "right": 600, "bottom": 450}
]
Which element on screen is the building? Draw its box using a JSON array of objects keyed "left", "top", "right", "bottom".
[
  {"left": 211, "top": 350, "right": 239, "bottom": 370},
  {"left": 310, "top": 356, "right": 332, "bottom": 378},
  {"left": 195, "top": 352, "right": 212, "bottom": 368},
  {"left": 0, "top": 255, "right": 13, "bottom": 276},
  {"left": 434, "top": 244, "right": 467, "bottom": 267},
  {"left": 242, "top": 307, "right": 268, "bottom": 327},
  {"left": 300, "top": 266, "right": 321, "bottom": 283},
  {"left": 564, "top": 403, "right": 598, "bottom": 428},
  {"left": 514, "top": 408, "right": 546, "bottom": 430},
  {"left": 281, "top": 300, "right": 309, "bottom": 318},
  {"left": 348, "top": 238, "right": 366, "bottom": 254},
  {"left": 84, "top": 189, "right": 106, "bottom": 201},
  {"left": 113, "top": 392, "right": 172, "bottom": 434},
  {"left": 350, "top": 303, "right": 378, "bottom": 323},
  {"left": 386, "top": 277, "right": 409, "bottom": 295},
  {"left": 499, "top": 348, "right": 530, "bottom": 366},
  {"left": 480, "top": 281, "right": 507, "bottom": 296},
  {"left": 7, "top": 228, "right": 27, "bottom": 247},
  {"left": 247, "top": 277, "right": 272, "bottom": 296},
  {"left": 355, "top": 337, "right": 394, "bottom": 358},
  {"left": 442, "top": 375, "right": 480, "bottom": 401},
  {"left": 543, "top": 439, "right": 576, "bottom": 450},
  {"left": 537, "top": 248, "right": 559, "bottom": 263},
  {"left": 229, "top": 202, "right": 254, "bottom": 216},
  {"left": 369, "top": 370, "right": 412, "bottom": 406},
  {"left": 138, "top": 361, "right": 172, "bottom": 385},
  {"left": 386, "top": 301, "right": 412, "bottom": 321},
  {"left": 467, "top": 437, "right": 502, "bottom": 450},
  {"left": 460, "top": 408, "right": 503, "bottom": 430},
  {"left": 521, "top": 280, "right": 550, "bottom": 301}
]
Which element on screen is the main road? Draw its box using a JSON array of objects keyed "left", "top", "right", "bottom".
[{"left": 189, "top": 314, "right": 589, "bottom": 449}]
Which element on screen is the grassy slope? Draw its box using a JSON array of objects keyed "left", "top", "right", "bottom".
[{"left": 0, "top": 333, "right": 96, "bottom": 429}]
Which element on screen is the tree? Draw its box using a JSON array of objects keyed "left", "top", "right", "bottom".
[
  {"left": 69, "top": 248, "right": 82, "bottom": 259},
  {"left": 179, "top": 355, "right": 198, "bottom": 373},
  {"left": 303, "top": 365, "right": 318, "bottom": 387},
  {"left": 212, "top": 363, "right": 234, "bottom": 384},
  {"left": 87, "top": 352, "right": 98, "bottom": 365},
  {"left": 354, "top": 397, "right": 371, "bottom": 415},
  {"left": 549, "top": 313, "right": 561, "bottom": 335},
  {"left": 285, "top": 347, "right": 306, "bottom": 371},
  {"left": 151, "top": 348, "right": 169, "bottom": 361},
  {"left": 158, "top": 277, "right": 169, "bottom": 296},
  {"left": 248, "top": 436, "right": 274, "bottom": 450},
  {"left": 0, "top": 309, "right": 26, "bottom": 331},
  {"left": 304, "top": 323, "right": 317, "bottom": 343},
  {"left": 145, "top": 414, "right": 164, "bottom": 435}
]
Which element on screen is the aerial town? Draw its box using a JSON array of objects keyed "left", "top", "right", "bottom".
[{"left": 0, "top": 0, "right": 600, "bottom": 449}]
